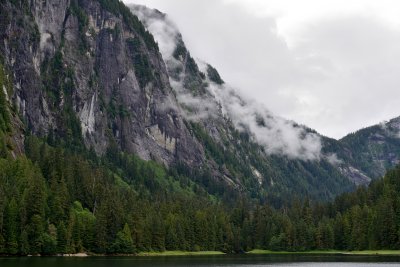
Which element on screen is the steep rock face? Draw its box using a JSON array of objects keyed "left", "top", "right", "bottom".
[
  {"left": 131, "top": 5, "right": 360, "bottom": 201},
  {"left": 4, "top": 0, "right": 400, "bottom": 203},
  {"left": 0, "top": 0, "right": 205, "bottom": 166},
  {"left": 338, "top": 117, "right": 400, "bottom": 178},
  {"left": 133, "top": 5, "right": 400, "bottom": 190}
]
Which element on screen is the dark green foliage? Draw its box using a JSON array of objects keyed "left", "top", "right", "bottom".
[
  {"left": 42, "top": 224, "right": 57, "bottom": 255},
  {"left": 97, "top": 0, "right": 157, "bottom": 50},
  {"left": 339, "top": 122, "right": 400, "bottom": 178},
  {"left": 2, "top": 129, "right": 400, "bottom": 254},
  {"left": 112, "top": 223, "right": 134, "bottom": 254},
  {"left": 1, "top": 0, "right": 400, "bottom": 255},
  {"left": 207, "top": 64, "right": 224, "bottom": 85},
  {"left": 41, "top": 49, "right": 84, "bottom": 151},
  {"left": 126, "top": 37, "right": 154, "bottom": 88},
  {"left": 57, "top": 222, "right": 68, "bottom": 253},
  {"left": 188, "top": 121, "right": 354, "bottom": 205},
  {"left": 19, "top": 230, "right": 29, "bottom": 255},
  {"left": 4, "top": 199, "right": 18, "bottom": 254},
  {"left": 28, "top": 214, "right": 44, "bottom": 254},
  {"left": 68, "top": 0, "right": 89, "bottom": 52},
  {"left": 0, "top": 135, "right": 236, "bottom": 255},
  {"left": 41, "top": 50, "right": 63, "bottom": 105},
  {"left": 0, "top": 234, "right": 4, "bottom": 254},
  {"left": 172, "top": 40, "right": 207, "bottom": 95},
  {"left": 0, "top": 64, "right": 11, "bottom": 132},
  {"left": 188, "top": 122, "right": 259, "bottom": 199},
  {"left": 172, "top": 40, "right": 186, "bottom": 60}
]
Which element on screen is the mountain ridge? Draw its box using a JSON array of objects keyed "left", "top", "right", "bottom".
[
  {"left": 130, "top": 4, "right": 396, "bottom": 198},
  {"left": 1, "top": 0, "right": 400, "bottom": 256},
  {"left": 0, "top": 0, "right": 400, "bottom": 205}
]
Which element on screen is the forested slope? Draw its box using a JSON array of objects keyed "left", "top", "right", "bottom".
[{"left": 1, "top": 0, "right": 400, "bottom": 256}]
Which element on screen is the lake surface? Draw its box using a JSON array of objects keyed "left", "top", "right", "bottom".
[{"left": 1, "top": 255, "right": 400, "bottom": 266}]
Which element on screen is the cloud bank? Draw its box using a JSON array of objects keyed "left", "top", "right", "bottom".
[
  {"left": 206, "top": 80, "right": 322, "bottom": 160},
  {"left": 131, "top": 5, "right": 322, "bottom": 160},
  {"left": 132, "top": 5, "right": 220, "bottom": 121},
  {"left": 127, "top": 0, "right": 400, "bottom": 139}
]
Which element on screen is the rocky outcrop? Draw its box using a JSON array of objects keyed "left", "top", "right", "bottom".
[
  {"left": 131, "top": 4, "right": 400, "bottom": 194},
  {"left": 4, "top": 0, "right": 400, "bottom": 202},
  {"left": 338, "top": 116, "right": 400, "bottom": 179},
  {"left": 0, "top": 0, "right": 205, "bottom": 167}
]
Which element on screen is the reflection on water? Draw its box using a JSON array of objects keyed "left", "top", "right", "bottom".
[{"left": 0, "top": 255, "right": 400, "bottom": 267}]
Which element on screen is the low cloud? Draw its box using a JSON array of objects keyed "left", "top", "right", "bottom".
[
  {"left": 170, "top": 79, "right": 220, "bottom": 121},
  {"left": 132, "top": 5, "right": 178, "bottom": 61},
  {"left": 206, "top": 80, "right": 322, "bottom": 160},
  {"left": 128, "top": 0, "right": 400, "bottom": 140},
  {"left": 132, "top": 5, "right": 218, "bottom": 121},
  {"left": 131, "top": 4, "right": 322, "bottom": 160},
  {"left": 325, "top": 153, "right": 343, "bottom": 165}
]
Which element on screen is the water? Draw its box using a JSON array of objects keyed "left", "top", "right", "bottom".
[{"left": 1, "top": 255, "right": 400, "bottom": 267}]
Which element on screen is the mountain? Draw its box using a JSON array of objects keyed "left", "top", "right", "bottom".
[
  {"left": 317, "top": 117, "right": 400, "bottom": 187},
  {"left": 2, "top": 0, "right": 400, "bottom": 255},
  {"left": 1, "top": 0, "right": 210, "bottom": 167},
  {"left": 1, "top": 0, "right": 400, "bottom": 206},
  {"left": 132, "top": 4, "right": 400, "bottom": 189},
  {"left": 129, "top": 5, "right": 392, "bottom": 200},
  {"left": 339, "top": 117, "right": 400, "bottom": 177},
  {"left": 133, "top": 6, "right": 354, "bottom": 199}
]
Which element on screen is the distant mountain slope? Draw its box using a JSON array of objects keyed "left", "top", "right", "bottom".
[
  {"left": 4, "top": 0, "right": 400, "bottom": 257},
  {"left": 1, "top": 0, "right": 400, "bottom": 207},
  {"left": 130, "top": 4, "right": 400, "bottom": 199},
  {"left": 130, "top": 5, "right": 377, "bottom": 201},
  {"left": 339, "top": 117, "right": 400, "bottom": 178}
]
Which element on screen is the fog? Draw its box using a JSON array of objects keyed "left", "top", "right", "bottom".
[
  {"left": 126, "top": 0, "right": 400, "bottom": 139},
  {"left": 132, "top": 5, "right": 322, "bottom": 160}
]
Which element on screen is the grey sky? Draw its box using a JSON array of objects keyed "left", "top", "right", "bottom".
[{"left": 123, "top": 0, "right": 400, "bottom": 139}]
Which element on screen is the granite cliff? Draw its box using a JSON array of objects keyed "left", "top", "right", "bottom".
[{"left": 1, "top": 0, "right": 400, "bottom": 203}]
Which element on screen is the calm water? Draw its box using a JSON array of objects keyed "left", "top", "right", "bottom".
[{"left": 1, "top": 255, "right": 400, "bottom": 267}]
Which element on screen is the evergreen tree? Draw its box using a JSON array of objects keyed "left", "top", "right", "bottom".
[
  {"left": 24, "top": 168, "right": 47, "bottom": 220},
  {"left": 42, "top": 224, "right": 57, "bottom": 255},
  {"left": 57, "top": 222, "right": 68, "bottom": 254},
  {"left": 94, "top": 203, "right": 109, "bottom": 253},
  {"left": 151, "top": 215, "right": 165, "bottom": 251},
  {"left": 0, "top": 233, "right": 5, "bottom": 254},
  {"left": 4, "top": 198, "right": 18, "bottom": 254},
  {"left": 28, "top": 215, "right": 44, "bottom": 254},
  {"left": 19, "top": 229, "right": 29, "bottom": 255},
  {"left": 333, "top": 213, "right": 345, "bottom": 250},
  {"left": 165, "top": 213, "right": 179, "bottom": 250},
  {"left": 112, "top": 223, "right": 134, "bottom": 253},
  {"left": 376, "top": 197, "right": 397, "bottom": 248}
]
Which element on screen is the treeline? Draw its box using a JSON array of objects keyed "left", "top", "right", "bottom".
[
  {"left": 2, "top": 135, "right": 400, "bottom": 255},
  {"left": 0, "top": 136, "right": 244, "bottom": 255},
  {"left": 221, "top": 166, "right": 400, "bottom": 252}
]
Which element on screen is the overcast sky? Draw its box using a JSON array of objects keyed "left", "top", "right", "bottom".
[{"left": 124, "top": 0, "right": 400, "bottom": 139}]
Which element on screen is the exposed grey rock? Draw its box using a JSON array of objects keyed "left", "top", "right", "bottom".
[
  {"left": 4, "top": 0, "right": 400, "bottom": 202},
  {"left": 0, "top": 0, "right": 205, "bottom": 168},
  {"left": 338, "top": 166, "right": 371, "bottom": 186}
]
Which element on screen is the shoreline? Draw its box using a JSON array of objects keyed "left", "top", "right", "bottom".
[
  {"left": 137, "top": 251, "right": 225, "bottom": 256},
  {"left": 2, "top": 250, "right": 400, "bottom": 257},
  {"left": 246, "top": 249, "right": 400, "bottom": 256},
  {"left": 0, "top": 251, "right": 225, "bottom": 257}
]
